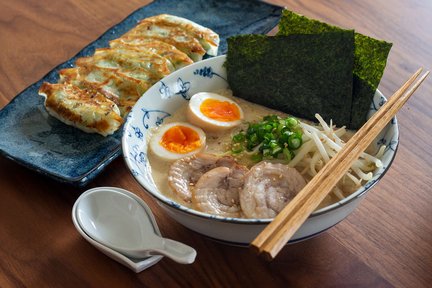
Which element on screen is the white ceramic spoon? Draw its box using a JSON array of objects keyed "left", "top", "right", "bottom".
[{"left": 75, "top": 187, "right": 196, "bottom": 264}]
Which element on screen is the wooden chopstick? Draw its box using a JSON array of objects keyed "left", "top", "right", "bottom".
[{"left": 250, "top": 68, "right": 429, "bottom": 260}]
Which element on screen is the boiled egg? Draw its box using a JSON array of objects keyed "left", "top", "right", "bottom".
[
  {"left": 150, "top": 122, "right": 206, "bottom": 160},
  {"left": 187, "top": 92, "right": 244, "bottom": 132}
]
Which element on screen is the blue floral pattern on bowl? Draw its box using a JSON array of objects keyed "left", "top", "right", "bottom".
[
  {"left": 122, "top": 55, "right": 399, "bottom": 219},
  {"left": 193, "top": 66, "right": 226, "bottom": 81},
  {"left": 121, "top": 55, "right": 399, "bottom": 244},
  {"left": 159, "top": 78, "right": 192, "bottom": 100}
]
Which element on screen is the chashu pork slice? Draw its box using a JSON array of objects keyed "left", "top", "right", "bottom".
[
  {"left": 38, "top": 82, "right": 123, "bottom": 136},
  {"left": 59, "top": 65, "right": 152, "bottom": 116},
  {"left": 122, "top": 18, "right": 207, "bottom": 62},
  {"left": 144, "top": 14, "right": 220, "bottom": 56},
  {"left": 110, "top": 37, "right": 194, "bottom": 70}
]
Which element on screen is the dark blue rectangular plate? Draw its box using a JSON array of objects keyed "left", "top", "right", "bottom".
[{"left": 0, "top": 0, "right": 282, "bottom": 186}]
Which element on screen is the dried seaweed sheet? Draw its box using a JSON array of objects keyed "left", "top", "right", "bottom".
[
  {"left": 226, "top": 32, "right": 355, "bottom": 126},
  {"left": 278, "top": 10, "right": 392, "bottom": 129}
]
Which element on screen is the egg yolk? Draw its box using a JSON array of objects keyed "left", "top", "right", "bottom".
[
  {"left": 199, "top": 99, "right": 241, "bottom": 122},
  {"left": 160, "top": 125, "right": 202, "bottom": 153}
]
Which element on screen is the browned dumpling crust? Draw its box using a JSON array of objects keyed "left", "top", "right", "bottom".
[
  {"left": 59, "top": 65, "right": 152, "bottom": 116},
  {"left": 144, "top": 14, "right": 220, "bottom": 56},
  {"left": 38, "top": 14, "right": 220, "bottom": 136},
  {"left": 122, "top": 19, "right": 207, "bottom": 61},
  {"left": 39, "top": 83, "right": 123, "bottom": 136},
  {"left": 77, "top": 47, "right": 175, "bottom": 77},
  {"left": 110, "top": 38, "right": 194, "bottom": 70}
]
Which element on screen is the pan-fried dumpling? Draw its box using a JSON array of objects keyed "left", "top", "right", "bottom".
[
  {"left": 122, "top": 19, "right": 206, "bottom": 62},
  {"left": 80, "top": 65, "right": 151, "bottom": 96},
  {"left": 38, "top": 82, "right": 123, "bottom": 136},
  {"left": 76, "top": 58, "right": 160, "bottom": 84},
  {"left": 110, "top": 37, "right": 194, "bottom": 70},
  {"left": 99, "top": 46, "right": 176, "bottom": 72},
  {"left": 60, "top": 65, "right": 153, "bottom": 97},
  {"left": 76, "top": 47, "right": 174, "bottom": 79},
  {"left": 145, "top": 14, "right": 219, "bottom": 56},
  {"left": 59, "top": 66, "right": 151, "bottom": 116},
  {"left": 38, "top": 14, "right": 220, "bottom": 136},
  {"left": 115, "top": 68, "right": 160, "bottom": 86}
]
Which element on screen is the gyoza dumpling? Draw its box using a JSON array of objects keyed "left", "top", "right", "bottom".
[
  {"left": 76, "top": 47, "right": 174, "bottom": 79},
  {"left": 145, "top": 14, "right": 219, "bottom": 56},
  {"left": 38, "top": 14, "right": 220, "bottom": 137},
  {"left": 116, "top": 68, "right": 160, "bottom": 85},
  {"left": 59, "top": 65, "right": 152, "bottom": 116},
  {"left": 38, "top": 82, "right": 123, "bottom": 136},
  {"left": 110, "top": 37, "right": 194, "bottom": 70},
  {"left": 73, "top": 62, "right": 159, "bottom": 90},
  {"left": 59, "top": 67, "right": 119, "bottom": 103},
  {"left": 122, "top": 19, "right": 205, "bottom": 61}
]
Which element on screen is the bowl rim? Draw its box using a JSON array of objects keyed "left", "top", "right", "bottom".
[{"left": 122, "top": 55, "right": 399, "bottom": 224}]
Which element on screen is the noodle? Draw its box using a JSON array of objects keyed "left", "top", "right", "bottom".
[{"left": 289, "top": 114, "right": 384, "bottom": 199}]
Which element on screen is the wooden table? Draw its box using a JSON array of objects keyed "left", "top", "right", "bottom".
[{"left": 0, "top": 1, "right": 431, "bottom": 287}]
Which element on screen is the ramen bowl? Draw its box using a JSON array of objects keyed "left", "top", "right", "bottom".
[{"left": 122, "top": 55, "right": 398, "bottom": 245}]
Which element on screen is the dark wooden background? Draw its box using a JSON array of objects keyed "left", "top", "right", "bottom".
[{"left": 0, "top": 1, "right": 431, "bottom": 287}]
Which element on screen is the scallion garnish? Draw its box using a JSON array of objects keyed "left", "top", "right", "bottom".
[{"left": 230, "top": 115, "right": 303, "bottom": 161}]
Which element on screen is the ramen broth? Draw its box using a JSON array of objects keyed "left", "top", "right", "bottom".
[{"left": 147, "top": 91, "right": 356, "bottom": 211}]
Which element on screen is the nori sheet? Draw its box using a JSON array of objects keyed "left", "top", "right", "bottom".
[
  {"left": 278, "top": 9, "right": 392, "bottom": 129},
  {"left": 226, "top": 32, "right": 355, "bottom": 126}
]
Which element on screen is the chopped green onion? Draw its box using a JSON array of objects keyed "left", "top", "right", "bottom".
[
  {"left": 288, "top": 134, "right": 302, "bottom": 150},
  {"left": 286, "top": 117, "right": 299, "bottom": 128},
  {"left": 272, "top": 146, "right": 282, "bottom": 155},
  {"left": 264, "top": 133, "right": 274, "bottom": 141},
  {"left": 230, "top": 114, "right": 303, "bottom": 161},
  {"left": 283, "top": 147, "right": 292, "bottom": 161},
  {"left": 263, "top": 148, "right": 271, "bottom": 157},
  {"left": 250, "top": 134, "right": 258, "bottom": 145},
  {"left": 231, "top": 143, "right": 244, "bottom": 154},
  {"left": 232, "top": 133, "right": 245, "bottom": 143},
  {"left": 269, "top": 140, "right": 279, "bottom": 149}
]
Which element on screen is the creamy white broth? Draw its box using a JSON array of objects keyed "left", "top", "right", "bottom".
[{"left": 147, "top": 90, "right": 356, "bottom": 211}]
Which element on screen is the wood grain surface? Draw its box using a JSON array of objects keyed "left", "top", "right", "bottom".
[{"left": 0, "top": 1, "right": 431, "bottom": 287}]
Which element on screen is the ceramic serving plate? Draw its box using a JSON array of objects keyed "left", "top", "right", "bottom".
[
  {"left": 122, "top": 55, "right": 399, "bottom": 245},
  {"left": 0, "top": 0, "right": 282, "bottom": 186}
]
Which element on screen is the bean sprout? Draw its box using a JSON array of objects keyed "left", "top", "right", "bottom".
[{"left": 289, "top": 114, "right": 386, "bottom": 199}]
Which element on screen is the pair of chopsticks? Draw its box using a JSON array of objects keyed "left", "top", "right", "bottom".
[{"left": 251, "top": 68, "right": 429, "bottom": 260}]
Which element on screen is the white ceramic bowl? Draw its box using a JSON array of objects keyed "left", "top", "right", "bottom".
[{"left": 122, "top": 55, "right": 398, "bottom": 245}]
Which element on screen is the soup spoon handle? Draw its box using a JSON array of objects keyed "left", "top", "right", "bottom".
[
  {"left": 129, "top": 238, "right": 197, "bottom": 264},
  {"left": 157, "top": 238, "right": 197, "bottom": 264}
]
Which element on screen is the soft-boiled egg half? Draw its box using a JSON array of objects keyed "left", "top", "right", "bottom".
[
  {"left": 150, "top": 122, "right": 206, "bottom": 160},
  {"left": 187, "top": 92, "right": 244, "bottom": 132}
]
